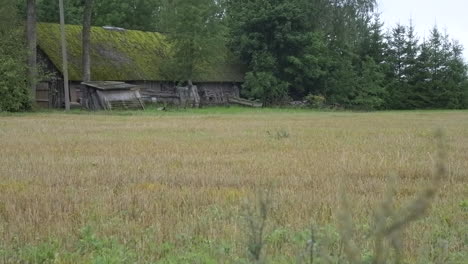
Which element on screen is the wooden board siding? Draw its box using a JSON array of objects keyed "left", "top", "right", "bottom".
[
  {"left": 198, "top": 83, "right": 240, "bottom": 106},
  {"left": 36, "top": 82, "right": 50, "bottom": 108},
  {"left": 131, "top": 81, "right": 180, "bottom": 105},
  {"left": 81, "top": 81, "right": 145, "bottom": 110},
  {"left": 37, "top": 77, "right": 242, "bottom": 108},
  {"left": 70, "top": 84, "right": 79, "bottom": 103},
  {"left": 131, "top": 81, "right": 241, "bottom": 106}
]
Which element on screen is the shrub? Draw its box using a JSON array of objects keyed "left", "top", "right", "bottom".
[
  {"left": 0, "top": 0, "right": 31, "bottom": 112},
  {"left": 305, "top": 94, "right": 326, "bottom": 108}
]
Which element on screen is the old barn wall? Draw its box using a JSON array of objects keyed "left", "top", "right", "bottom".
[
  {"left": 37, "top": 49, "right": 82, "bottom": 108},
  {"left": 130, "top": 81, "right": 180, "bottom": 105},
  {"left": 198, "top": 82, "right": 240, "bottom": 106},
  {"left": 130, "top": 81, "right": 241, "bottom": 106}
]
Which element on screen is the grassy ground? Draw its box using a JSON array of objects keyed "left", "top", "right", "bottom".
[{"left": 0, "top": 108, "right": 466, "bottom": 263}]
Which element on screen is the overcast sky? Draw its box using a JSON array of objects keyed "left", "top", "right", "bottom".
[{"left": 377, "top": 0, "right": 467, "bottom": 61}]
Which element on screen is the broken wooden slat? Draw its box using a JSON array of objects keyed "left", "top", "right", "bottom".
[{"left": 228, "top": 96, "right": 263, "bottom": 108}]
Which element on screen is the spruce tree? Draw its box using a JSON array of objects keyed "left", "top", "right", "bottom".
[
  {"left": 227, "top": 0, "right": 323, "bottom": 104},
  {"left": 440, "top": 39, "right": 468, "bottom": 108},
  {"left": 402, "top": 20, "right": 420, "bottom": 108},
  {"left": 410, "top": 26, "right": 468, "bottom": 109},
  {"left": 352, "top": 15, "right": 387, "bottom": 109},
  {"left": 385, "top": 24, "right": 407, "bottom": 108},
  {"left": 424, "top": 26, "right": 451, "bottom": 108},
  {"left": 411, "top": 41, "right": 432, "bottom": 108}
]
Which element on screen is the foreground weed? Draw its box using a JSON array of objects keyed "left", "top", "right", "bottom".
[
  {"left": 242, "top": 190, "right": 272, "bottom": 263},
  {"left": 267, "top": 129, "right": 290, "bottom": 140}
]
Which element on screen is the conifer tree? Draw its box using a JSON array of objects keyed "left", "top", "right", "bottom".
[
  {"left": 402, "top": 20, "right": 420, "bottom": 108},
  {"left": 385, "top": 24, "right": 408, "bottom": 108},
  {"left": 228, "top": 0, "right": 337, "bottom": 104},
  {"left": 426, "top": 27, "right": 449, "bottom": 108},
  {"left": 443, "top": 41, "right": 468, "bottom": 108}
]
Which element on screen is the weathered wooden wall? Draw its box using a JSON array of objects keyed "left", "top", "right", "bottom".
[
  {"left": 131, "top": 81, "right": 180, "bottom": 105},
  {"left": 198, "top": 83, "right": 240, "bottom": 106},
  {"left": 131, "top": 80, "right": 241, "bottom": 106},
  {"left": 37, "top": 49, "right": 82, "bottom": 108}
]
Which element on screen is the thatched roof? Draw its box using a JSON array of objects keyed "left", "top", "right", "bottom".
[{"left": 37, "top": 23, "right": 244, "bottom": 82}]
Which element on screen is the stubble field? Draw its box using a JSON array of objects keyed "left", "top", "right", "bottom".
[{"left": 0, "top": 109, "right": 466, "bottom": 263}]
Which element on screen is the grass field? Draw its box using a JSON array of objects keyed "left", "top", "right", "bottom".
[{"left": 0, "top": 108, "right": 467, "bottom": 263}]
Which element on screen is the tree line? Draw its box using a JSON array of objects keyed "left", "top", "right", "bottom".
[
  {"left": 226, "top": 0, "right": 468, "bottom": 109},
  {"left": 1, "top": 0, "right": 467, "bottom": 111}
]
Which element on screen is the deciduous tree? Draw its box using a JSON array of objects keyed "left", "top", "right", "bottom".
[
  {"left": 161, "top": 0, "right": 227, "bottom": 85},
  {"left": 0, "top": 0, "right": 31, "bottom": 111}
]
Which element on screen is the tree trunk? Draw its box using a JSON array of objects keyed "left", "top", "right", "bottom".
[
  {"left": 26, "top": 0, "right": 37, "bottom": 101},
  {"left": 59, "top": 0, "right": 70, "bottom": 110},
  {"left": 81, "top": 0, "right": 94, "bottom": 108}
]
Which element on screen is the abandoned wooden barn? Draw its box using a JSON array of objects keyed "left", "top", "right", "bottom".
[{"left": 35, "top": 23, "right": 245, "bottom": 108}]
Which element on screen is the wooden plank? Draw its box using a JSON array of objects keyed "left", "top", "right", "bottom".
[{"left": 228, "top": 96, "right": 263, "bottom": 108}]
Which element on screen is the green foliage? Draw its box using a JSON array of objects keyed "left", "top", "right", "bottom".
[
  {"left": 227, "top": 0, "right": 467, "bottom": 109},
  {"left": 354, "top": 57, "right": 386, "bottom": 109},
  {"left": 28, "top": 0, "right": 468, "bottom": 110},
  {"left": 78, "top": 226, "right": 136, "bottom": 264},
  {"left": 93, "top": 0, "right": 162, "bottom": 32},
  {"left": 227, "top": 0, "right": 327, "bottom": 104},
  {"left": 18, "top": 241, "right": 59, "bottom": 264},
  {"left": 33, "top": 0, "right": 161, "bottom": 32},
  {"left": 227, "top": 0, "right": 387, "bottom": 108},
  {"left": 37, "top": 0, "right": 84, "bottom": 25},
  {"left": 385, "top": 24, "right": 468, "bottom": 109},
  {"left": 305, "top": 94, "right": 326, "bottom": 108},
  {"left": 0, "top": 0, "right": 31, "bottom": 112},
  {"left": 244, "top": 71, "right": 289, "bottom": 105},
  {"left": 160, "top": 0, "right": 228, "bottom": 83}
]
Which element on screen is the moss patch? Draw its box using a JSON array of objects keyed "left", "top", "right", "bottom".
[{"left": 37, "top": 23, "right": 243, "bottom": 82}]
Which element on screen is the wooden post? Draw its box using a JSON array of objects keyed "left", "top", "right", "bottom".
[
  {"left": 26, "top": 0, "right": 37, "bottom": 101},
  {"left": 59, "top": 0, "right": 70, "bottom": 111},
  {"left": 81, "top": 0, "right": 94, "bottom": 109}
]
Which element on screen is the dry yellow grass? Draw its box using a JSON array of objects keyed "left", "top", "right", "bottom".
[{"left": 0, "top": 109, "right": 466, "bottom": 262}]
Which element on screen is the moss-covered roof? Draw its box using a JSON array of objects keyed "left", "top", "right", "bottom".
[{"left": 37, "top": 23, "right": 244, "bottom": 82}]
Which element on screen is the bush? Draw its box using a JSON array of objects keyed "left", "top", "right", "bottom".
[
  {"left": 0, "top": 0, "right": 31, "bottom": 112},
  {"left": 305, "top": 94, "right": 326, "bottom": 108},
  {"left": 243, "top": 71, "right": 289, "bottom": 106}
]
